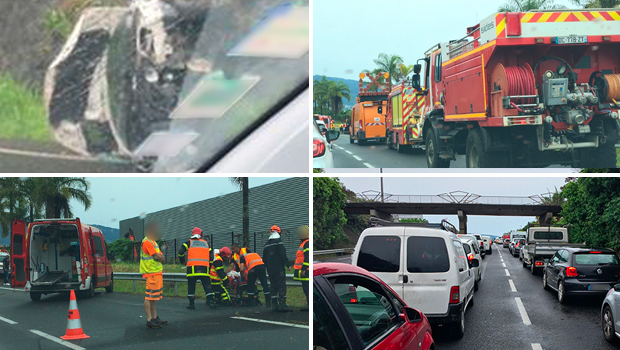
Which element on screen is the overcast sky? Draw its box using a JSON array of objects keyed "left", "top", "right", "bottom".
[
  {"left": 337, "top": 176, "right": 568, "bottom": 235},
  {"left": 314, "top": 0, "right": 577, "bottom": 78},
  {"left": 69, "top": 177, "right": 288, "bottom": 227}
]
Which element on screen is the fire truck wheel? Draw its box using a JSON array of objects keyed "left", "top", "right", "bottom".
[
  {"left": 387, "top": 134, "right": 394, "bottom": 150},
  {"left": 580, "top": 142, "right": 617, "bottom": 168},
  {"left": 425, "top": 128, "right": 450, "bottom": 168},
  {"left": 105, "top": 274, "right": 114, "bottom": 293},
  {"left": 466, "top": 128, "right": 506, "bottom": 168},
  {"left": 29, "top": 292, "right": 41, "bottom": 302},
  {"left": 396, "top": 138, "right": 404, "bottom": 153},
  {"left": 349, "top": 134, "right": 354, "bottom": 144}
]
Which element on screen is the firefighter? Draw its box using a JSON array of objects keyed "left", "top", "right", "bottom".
[
  {"left": 140, "top": 222, "right": 167, "bottom": 328},
  {"left": 177, "top": 227, "right": 216, "bottom": 310},
  {"left": 263, "top": 225, "right": 291, "bottom": 312},
  {"left": 229, "top": 243, "right": 250, "bottom": 273},
  {"left": 211, "top": 247, "right": 232, "bottom": 305},
  {"left": 240, "top": 251, "right": 270, "bottom": 307},
  {"left": 294, "top": 225, "right": 310, "bottom": 311}
]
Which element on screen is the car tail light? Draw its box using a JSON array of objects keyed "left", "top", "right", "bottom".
[
  {"left": 350, "top": 298, "right": 358, "bottom": 303},
  {"left": 535, "top": 261, "right": 545, "bottom": 266},
  {"left": 590, "top": 251, "right": 602, "bottom": 254},
  {"left": 449, "top": 286, "right": 460, "bottom": 304},
  {"left": 467, "top": 253, "right": 474, "bottom": 261},
  {"left": 313, "top": 139, "right": 326, "bottom": 158},
  {"left": 566, "top": 266, "right": 578, "bottom": 277}
]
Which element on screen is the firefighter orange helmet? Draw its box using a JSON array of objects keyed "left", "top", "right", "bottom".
[
  {"left": 191, "top": 227, "right": 203, "bottom": 238},
  {"left": 271, "top": 225, "right": 281, "bottom": 233},
  {"left": 219, "top": 247, "right": 232, "bottom": 258}
]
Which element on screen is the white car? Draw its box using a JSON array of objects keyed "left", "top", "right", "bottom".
[
  {"left": 481, "top": 236, "right": 492, "bottom": 255},
  {"left": 313, "top": 121, "right": 339, "bottom": 168},
  {"left": 459, "top": 236, "right": 482, "bottom": 290},
  {"left": 352, "top": 220, "right": 476, "bottom": 339}
]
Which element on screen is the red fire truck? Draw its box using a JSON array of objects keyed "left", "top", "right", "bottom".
[
  {"left": 414, "top": 10, "right": 620, "bottom": 168},
  {"left": 386, "top": 79, "right": 426, "bottom": 152}
]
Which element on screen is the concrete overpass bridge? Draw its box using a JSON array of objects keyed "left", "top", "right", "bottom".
[{"left": 345, "top": 191, "right": 563, "bottom": 234}]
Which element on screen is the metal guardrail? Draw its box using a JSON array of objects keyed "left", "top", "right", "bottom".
[
  {"left": 114, "top": 272, "right": 300, "bottom": 294},
  {"left": 313, "top": 248, "right": 354, "bottom": 256}
]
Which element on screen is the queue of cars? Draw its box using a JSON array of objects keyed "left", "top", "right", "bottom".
[
  {"left": 501, "top": 229, "right": 620, "bottom": 343},
  {"left": 314, "top": 219, "right": 493, "bottom": 349}
]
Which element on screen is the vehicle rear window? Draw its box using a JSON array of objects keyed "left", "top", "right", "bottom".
[
  {"left": 532, "top": 231, "right": 563, "bottom": 240},
  {"left": 407, "top": 236, "right": 450, "bottom": 273},
  {"left": 574, "top": 253, "right": 620, "bottom": 265},
  {"left": 358, "top": 236, "right": 401, "bottom": 273}
]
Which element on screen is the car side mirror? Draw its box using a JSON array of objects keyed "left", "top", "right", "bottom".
[
  {"left": 325, "top": 130, "right": 340, "bottom": 143},
  {"left": 614, "top": 283, "right": 620, "bottom": 292},
  {"left": 470, "top": 259, "right": 479, "bottom": 267},
  {"left": 402, "top": 306, "right": 422, "bottom": 323}
]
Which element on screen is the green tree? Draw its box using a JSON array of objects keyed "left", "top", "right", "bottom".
[
  {"left": 313, "top": 177, "right": 347, "bottom": 249},
  {"left": 313, "top": 76, "right": 330, "bottom": 114},
  {"left": 0, "top": 178, "right": 28, "bottom": 238},
  {"left": 498, "top": 0, "right": 565, "bottom": 11},
  {"left": 327, "top": 80, "right": 351, "bottom": 121},
  {"left": 560, "top": 177, "right": 620, "bottom": 250},
  {"left": 372, "top": 53, "right": 404, "bottom": 85},
  {"left": 398, "top": 64, "right": 415, "bottom": 81},
  {"left": 35, "top": 177, "right": 92, "bottom": 218},
  {"left": 569, "top": 0, "right": 620, "bottom": 7},
  {"left": 229, "top": 177, "right": 250, "bottom": 247}
]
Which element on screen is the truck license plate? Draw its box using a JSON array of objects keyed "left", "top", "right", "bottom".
[{"left": 555, "top": 36, "right": 587, "bottom": 44}]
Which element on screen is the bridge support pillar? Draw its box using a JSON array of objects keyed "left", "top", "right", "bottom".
[
  {"left": 370, "top": 209, "right": 392, "bottom": 221},
  {"left": 458, "top": 210, "right": 467, "bottom": 235},
  {"left": 538, "top": 211, "right": 554, "bottom": 225}
]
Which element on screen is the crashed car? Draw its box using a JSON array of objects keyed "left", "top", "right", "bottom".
[{"left": 45, "top": 0, "right": 309, "bottom": 172}]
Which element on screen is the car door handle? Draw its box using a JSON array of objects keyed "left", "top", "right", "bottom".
[{"left": 402, "top": 275, "right": 408, "bottom": 283}]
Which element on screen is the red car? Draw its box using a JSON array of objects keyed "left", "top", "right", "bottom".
[{"left": 313, "top": 262, "right": 435, "bottom": 350}]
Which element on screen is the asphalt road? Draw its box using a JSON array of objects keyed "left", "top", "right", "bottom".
[
  {"left": 329, "top": 134, "right": 579, "bottom": 171},
  {"left": 0, "top": 288, "right": 308, "bottom": 350},
  {"left": 319, "top": 245, "right": 619, "bottom": 350}
]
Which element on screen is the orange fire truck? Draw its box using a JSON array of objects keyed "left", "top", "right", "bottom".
[
  {"left": 415, "top": 10, "right": 620, "bottom": 168},
  {"left": 349, "top": 72, "right": 389, "bottom": 145},
  {"left": 386, "top": 77, "right": 426, "bottom": 152}
]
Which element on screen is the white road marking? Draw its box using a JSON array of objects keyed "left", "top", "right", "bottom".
[
  {"left": 0, "top": 316, "right": 17, "bottom": 325},
  {"left": 502, "top": 263, "right": 506, "bottom": 267},
  {"left": 231, "top": 316, "right": 309, "bottom": 329},
  {"left": 29, "top": 330, "right": 86, "bottom": 350},
  {"left": 508, "top": 279, "right": 517, "bottom": 292},
  {"left": 531, "top": 343, "right": 543, "bottom": 350},
  {"left": 345, "top": 150, "right": 353, "bottom": 155},
  {"left": 352, "top": 155, "right": 363, "bottom": 161},
  {"left": 505, "top": 269, "right": 510, "bottom": 276},
  {"left": 515, "top": 297, "right": 532, "bottom": 325},
  {"left": 0, "top": 287, "right": 26, "bottom": 292},
  {"left": 363, "top": 163, "right": 375, "bottom": 168}
]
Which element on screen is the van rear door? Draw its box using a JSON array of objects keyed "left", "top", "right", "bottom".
[
  {"left": 353, "top": 227, "right": 405, "bottom": 297},
  {"left": 10, "top": 220, "right": 28, "bottom": 288},
  {"left": 402, "top": 228, "right": 452, "bottom": 316}
]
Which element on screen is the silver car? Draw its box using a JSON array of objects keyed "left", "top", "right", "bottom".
[{"left": 602, "top": 284, "right": 620, "bottom": 342}]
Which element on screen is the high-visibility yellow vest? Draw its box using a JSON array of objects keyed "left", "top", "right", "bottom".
[
  {"left": 140, "top": 237, "right": 163, "bottom": 275},
  {"left": 294, "top": 239, "right": 309, "bottom": 281},
  {"left": 233, "top": 247, "right": 248, "bottom": 267}
]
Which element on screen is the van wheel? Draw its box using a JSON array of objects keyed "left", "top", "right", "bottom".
[
  {"left": 30, "top": 292, "right": 41, "bottom": 302},
  {"left": 603, "top": 306, "right": 617, "bottom": 343},
  {"left": 474, "top": 281, "right": 478, "bottom": 291},
  {"left": 105, "top": 275, "right": 114, "bottom": 293},
  {"left": 453, "top": 307, "right": 465, "bottom": 339},
  {"left": 87, "top": 279, "right": 95, "bottom": 298}
]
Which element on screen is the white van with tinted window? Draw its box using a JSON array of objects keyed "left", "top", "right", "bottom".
[{"left": 352, "top": 221, "right": 477, "bottom": 338}]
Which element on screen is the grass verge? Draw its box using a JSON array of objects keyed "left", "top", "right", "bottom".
[
  {"left": 111, "top": 263, "right": 307, "bottom": 307},
  {"left": 0, "top": 74, "right": 51, "bottom": 141},
  {"left": 616, "top": 148, "right": 620, "bottom": 167}
]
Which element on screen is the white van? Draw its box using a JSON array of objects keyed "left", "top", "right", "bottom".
[
  {"left": 352, "top": 221, "right": 477, "bottom": 338},
  {"left": 481, "top": 235, "right": 492, "bottom": 255}
]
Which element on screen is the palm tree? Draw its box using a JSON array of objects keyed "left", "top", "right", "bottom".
[
  {"left": 35, "top": 177, "right": 92, "bottom": 218},
  {"left": 229, "top": 177, "right": 250, "bottom": 247},
  {"left": 398, "top": 64, "right": 415, "bottom": 82},
  {"left": 19, "top": 178, "right": 43, "bottom": 223},
  {"left": 372, "top": 53, "right": 404, "bottom": 85},
  {"left": 0, "top": 178, "right": 28, "bottom": 238},
  {"left": 327, "top": 80, "right": 351, "bottom": 119},
  {"left": 569, "top": 0, "right": 620, "bottom": 7},
  {"left": 313, "top": 77, "right": 330, "bottom": 114},
  {"left": 498, "top": 0, "right": 566, "bottom": 11}
]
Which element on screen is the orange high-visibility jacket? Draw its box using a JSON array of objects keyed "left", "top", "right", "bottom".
[
  {"left": 187, "top": 239, "right": 210, "bottom": 267},
  {"left": 243, "top": 253, "right": 264, "bottom": 273}
]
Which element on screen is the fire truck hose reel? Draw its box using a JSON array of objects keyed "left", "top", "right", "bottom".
[
  {"left": 504, "top": 65, "right": 536, "bottom": 105},
  {"left": 589, "top": 71, "right": 620, "bottom": 103}
]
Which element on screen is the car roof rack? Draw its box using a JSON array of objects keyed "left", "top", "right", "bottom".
[{"left": 369, "top": 217, "right": 458, "bottom": 234}]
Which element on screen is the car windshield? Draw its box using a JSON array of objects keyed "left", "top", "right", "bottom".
[
  {"left": 0, "top": 0, "right": 309, "bottom": 172},
  {"left": 574, "top": 253, "right": 620, "bottom": 265}
]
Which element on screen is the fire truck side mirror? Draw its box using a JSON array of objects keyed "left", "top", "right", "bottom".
[
  {"left": 412, "top": 74, "right": 421, "bottom": 90},
  {"left": 413, "top": 64, "right": 422, "bottom": 74}
]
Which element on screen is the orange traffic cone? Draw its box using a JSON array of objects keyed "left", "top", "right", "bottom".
[{"left": 60, "top": 290, "right": 90, "bottom": 340}]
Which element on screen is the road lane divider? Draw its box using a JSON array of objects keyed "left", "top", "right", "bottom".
[
  {"left": 515, "top": 297, "right": 532, "bottom": 325},
  {"left": 29, "top": 330, "right": 85, "bottom": 350},
  {"left": 352, "top": 155, "right": 363, "bottom": 161},
  {"left": 531, "top": 343, "right": 543, "bottom": 350},
  {"left": 508, "top": 279, "right": 517, "bottom": 292},
  {"left": 0, "top": 315, "right": 18, "bottom": 325},
  {"left": 363, "top": 163, "right": 375, "bottom": 168},
  {"left": 505, "top": 269, "right": 510, "bottom": 276},
  {"left": 0, "top": 287, "right": 27, "bottom": 292},
  {"left": 230, "top": 316, "right": 309, "bottom": 329},
  {"left": 345, "top": 150, "right": 353, "bottom": 155},
  {"left": 502, "top": 263, "right": 506, "bottom": 267}
]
